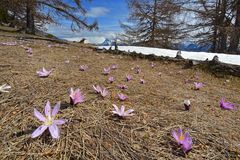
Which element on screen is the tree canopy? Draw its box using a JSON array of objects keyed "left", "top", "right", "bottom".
[{"left": 0, "top": 0, "right": 98, "bottom": 34}]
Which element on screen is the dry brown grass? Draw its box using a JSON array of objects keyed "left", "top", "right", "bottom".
[{"left": 0, "top": 32, "right": 240, "bottom": 160}]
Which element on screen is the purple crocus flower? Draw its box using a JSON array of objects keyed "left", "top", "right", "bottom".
[
  {"left": 140, "top": 79, "right": 145, "bottom": 84},
  {"left": 172, "top": 128, "right": 193, "bottom": 153},
  {"left": 0, "top": 84, "right": 11, "bottom": 93},
  {"left": 126, "top": 74, "right": 133, "bottom": 81},
  {"left": 184, "top": 99, "right": 191, "bottom": 111},
  {"left": 93, "top": 85, "right": 108, "bottom": 97},
  {"left": 69, "top": 88, "right": 84, "bottom": 105},
  {"left": 36, "top": 67, "right": 52, "bottom": 77},
  {"left": 103, "top": 67, "right": 111, "bottom": 75},
  {"left": 109, "top": 76, "right": 114, "bottom": 83},
  {"left": 100, "top": 87, "right": 109, "bottom": 97},
  {"left": 93, "top": 85, "right": 102, "bottom": 93},
  {"left": 112, "top": 104, "right": 134, "bottom": 117},
  {"left": 111, "top": 64, "right": 118, "bottom": 70},
  {"left": 133, "top": 65, "right": 141, "bottom": 74},
  {"left": 132, "top": 65, "right": 141, "bottom": 74},
  {"left": 151, "top": 62, "right": 156, "bottom": 68},
  {"left": 136, "top": 68, "right": 141, "bottom": 74},
  {"left": 220, "top": 98, "right": 234, "bottom": 110},
  {"left": 194, "top": 82, "right": 203, "bottom": 90},
  {"left": 31, "top": 101, "right": 66, "bottom": 139},
  {"left": 26, "top": 48, "right": 33, "bottom": 56},
  {"left": 118, "top": 84, "right": 128, "bottom": 90},
  {"left": 80, "top": 65, "right": 88, "bottom": 71},
  {"left": 118, "top": 93, "right": 128, "bottom": 101}
]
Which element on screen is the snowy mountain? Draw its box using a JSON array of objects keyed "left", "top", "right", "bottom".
[
  {"left": 100, "top": 38, "right": 112, "bottom": 46},
  {"left": 176, "top": 42, "right": 212, "bottom": 52}
]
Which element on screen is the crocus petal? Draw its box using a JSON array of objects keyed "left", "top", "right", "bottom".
[
  {"left": 49, "top": 124, "right": 60, "bottom": 139},
  {"left": 112, "top": 111, "right": 119, "bottom": 115},
  {"left": 182, "top": 132, "right": 192, "bottom": 152},
  {"left": 113, "top": 104, "right": 119, "bottom": 113},
  {"left": 52, "top": 102, "right": 60, "bottom": 118},
  {"left": 0, "top": 84, "right": 11, "bottom": 93},
  {"left": 5, "top": 86, "right": 11, "bottom": 89},
  {"left": 69, "top": 89, "right": 75, "bottom": 100},
  {"left": 31, "top": 125, "right": 48, "bottom": 138},
  {"left": 3, "top": 85, "right": 11, "bottom": 89},
  {"left": 93, "top": 85, "right": 97, "bottom": 91},
  {"left": 0, "top": 90, "right": 9, "bottom": 93},
  {"left": 45, "top": 101, "right": 51, "bottom": 118},
  {"left": 42, "top": 67, "right": 47, "bottom": 73},
  {"left": 93, "top": 85, "right": 101, "bottom": 93},
  {"left": 184, "top": 132, "right": 190, "bottom": 141},
  {"left": 120, "top": 106, "right": 125, "bottom": 115},
  {"left": 101, "top": 89, "right": 108, "bottom": 97},
  {"left": 172, "top": 131, "right": 179, "bottom": 142},
  {"left": 226, "top": 102, "right": 234, "bottom": 107},
  {"left": 76, "top": 88, "right": 80, "bottom": 93},
  {"left": 177, "top": 128, "right": 182, "bottom": 137},
  {"left": 125, "top": 109, "right": 134, "bottom": 114},
  {"left": 34, "top": 108, "right": 46, "bottom": 122},
  {"left": 74, "top": 91, "right": 84, "bottom": 104},
  {"left": 54, "top": 119, "right": 66, "bottom": 125},
  {"left": 70, "top": 88, "right": 74, "bottom": 94},
  {"left": 182, "top": 141, "right": 192, "bottom": 153}
]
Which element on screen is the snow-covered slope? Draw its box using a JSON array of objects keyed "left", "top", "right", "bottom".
[{"left": 98, "top": 46, "right": 240, "bottom": 66}]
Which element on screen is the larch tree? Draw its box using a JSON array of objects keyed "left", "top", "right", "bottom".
[
  {"left": 121, "top": 0, "right": 184, "bottom": 48},
  {"left": 229, "top": 0, "right": 240, "bottom": 52},
  {"left": 0, "top": 0, "right": 98, "bottom": 34},
  {"left": 186, "top": 0, "right": 240, "bottom": 54}
]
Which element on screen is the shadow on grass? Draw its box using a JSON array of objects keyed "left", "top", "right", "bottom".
[
  {"left": 12, "top": 125, "right": 37, "bottom": 138},
  {"left": 12, "top": 125, "right": 57, "bottom": 145},
  {"left": 169, "top": 140, "right": 190, "bottom": 158},
  {"left": 60, "top": 102, "right": 72, "bottom": 110}
]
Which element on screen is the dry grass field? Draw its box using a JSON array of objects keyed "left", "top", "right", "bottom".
[{"left": 0, "top": 31, "right": 239, "bottom": 159}]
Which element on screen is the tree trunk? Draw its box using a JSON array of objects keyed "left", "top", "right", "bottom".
[
  {"left": 26, "top": 0, "right": 35, "bottom": 34},
  {"left": 0, "top": 4, "right": 8, "bottom": 24},
  {"left": 212, "top": 25, "right": 218, "bottom": 52},
  {"left": 218, "top": 0, "right": 227, "bottom": 52},
  {"left": 211, "top": 0, "right": 220, "bottom": 52},
  {"left": 229, "top": 0, "right": 240, "bottom": 53},
  {"left": 150, "top": 0, "right": 157, "bottom": 47}
]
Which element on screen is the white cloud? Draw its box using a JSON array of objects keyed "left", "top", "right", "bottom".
[
  {"left": 45, "top": 24, "right": 118, "bottom": 44},
  {"left": 121, "top": 21, "right": 134, "bottom": 26},
  {"left": 86, "top": 7, "right": 110, "bottom": 18}
]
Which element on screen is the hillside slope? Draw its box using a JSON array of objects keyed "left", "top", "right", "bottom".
[{"left": 0, "top": 32, "right": 240, "bottom": 159}]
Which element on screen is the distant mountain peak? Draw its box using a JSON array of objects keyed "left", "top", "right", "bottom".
[{"left": 101, "top": 38, "right": 112, "bottom": 46}]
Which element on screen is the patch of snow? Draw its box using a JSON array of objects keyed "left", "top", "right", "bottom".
[{"left": 98, "top": 46, "right": 240, "bottom": 66}]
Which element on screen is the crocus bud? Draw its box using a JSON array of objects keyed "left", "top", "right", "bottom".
[
  {"left": 109, "top": 76, "right": 114, "bottom": 83},
  {"left": 184, "top": 100, "right": 191, "bottom": 111}
]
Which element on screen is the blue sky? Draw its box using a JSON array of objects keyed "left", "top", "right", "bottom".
[{"left": 46, "top": 0, "right": 129, "bottom": 44}]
